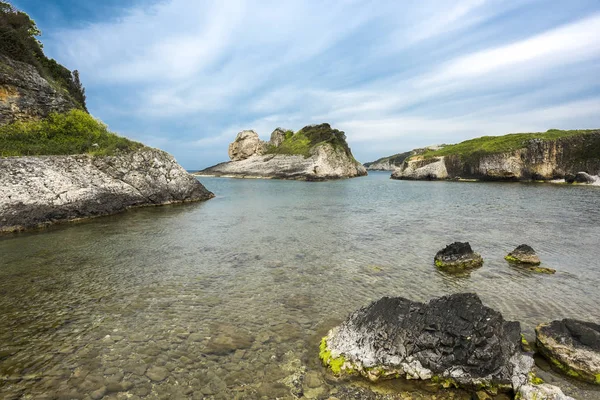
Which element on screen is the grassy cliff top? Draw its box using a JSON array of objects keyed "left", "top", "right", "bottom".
[
  {"left": 0, "top": 110, "right": 144, "bottom": 157},
  {"left": 418, "top": 129, "right": 599, "bottom": 159},
  {"left": 265, "top": 123, "right": 353, "bottom": 158}
]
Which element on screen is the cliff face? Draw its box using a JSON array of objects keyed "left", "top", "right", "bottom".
[
  {"left": 392, "top": 131, "right": 600, "bottom": 182},
  {"left": 0, "top": 54, "right": 79, "bottom": 125},
  {"left": 199, "top": 124, "right": 367, "bottom": 181},
  {"left": 0, "top": 148, "right": 214, "bottom": 233}
]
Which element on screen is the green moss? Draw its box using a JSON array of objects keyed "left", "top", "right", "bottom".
[
  {"left": 319, "top": 337, "right": 348, "bottom": 375},
  {"left": 504, "top": 255, "right": 519, "bottom": 263},
  {"left": 521, "top": 334, "right": 532, "bottom": 352},
  {"left": 434, "top": 259, "right": 444, "bottom": 268},
  {"left": 430, "top": 375, "right": 458, "bottom": 389},
  {"left": 265, "top": 123, "right": 353, "bottom": 158},
  {"left": 549, "top": 356, "right": 581, "bottom": 378},
  {"left": 0, "top": 110, "right": 143, "bottom": 157},
  {"left": 416, "top": 129, "right": 599, "bottom": 162},
  {"left": 529, "top": 372, "right": 544, "bottom": 385},
  {"left": 596, "top": 374, "right": 600, "bottom": 384}
]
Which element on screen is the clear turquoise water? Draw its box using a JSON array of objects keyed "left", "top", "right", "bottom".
[{"left": 1, "top": 172, "right": 599, "bottom": 399}]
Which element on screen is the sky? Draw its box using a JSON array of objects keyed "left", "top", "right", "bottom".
[{"left": 12, "top": 0, "right": 600, "bottom": 169}]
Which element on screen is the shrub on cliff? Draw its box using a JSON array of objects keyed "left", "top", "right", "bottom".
[
  {"left": 265, "top": 123, "right": 353, "bottom": 157},
  {"left": 0, "top": 110, "right": 143, "bottom": 157},
  {"left": 0, "top": 1, "right": 87, "bottom": 111}
]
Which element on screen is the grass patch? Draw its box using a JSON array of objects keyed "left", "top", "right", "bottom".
[
  {"left": 265, "top": 123, "right": 352, "bottom": 158},
  {"left": 0, "top": 109, "right": 144, "bottom": 157},
  {"left": 419, "top": 129, "right": 599, "bottom": 161}
]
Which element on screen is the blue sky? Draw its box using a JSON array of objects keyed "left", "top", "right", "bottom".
[{"left": 12, "top": 0, "right": 600, "bottom": 169}]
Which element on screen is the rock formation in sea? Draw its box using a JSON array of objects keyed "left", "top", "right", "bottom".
[
  {"left": 319, "top": 293, "right": 572, "bottom": 399},
  {"left": 434, "top": 242, "right": 484, "bottom": 271},
  {"left": 0, "top": 149, "right": 214, "bottom": 233},
  {"left": 536, "top": 319, "right": 600, "bottom": 385},
  {"left": 383, "top": 130, "right": 600, "bottom": 183},
  {"left": 0, "top": 5, "right": 213, "bottom": 233},
  {"left": 197, "top": 124, "right": 367, "bottom": 181}
]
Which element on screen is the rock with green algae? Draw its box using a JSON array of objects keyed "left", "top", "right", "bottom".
[
  {"left": 434, "top": 242, "right": 483, "bottom": 271},
  {"left": 536, "top": 319, "right": 600, "bottom": 385},
  {"left": 319, "top": 293, "right": 572, "bottom": 399},
  {"left": 505, "top": 245, "right": 541, "bottom": 265}
]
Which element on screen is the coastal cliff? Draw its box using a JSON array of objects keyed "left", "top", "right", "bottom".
[
  {"left": 198, "top": 124, "right": 367, "bottom": 181},
  {"left": 390, "top": 129, "right": 600, "bottom": 183},
  {"left": 0, "top": 4, "right": 214, "bottom": 232},
  {"left": 363, "top": 151, "right": 411, "bottom": 171},
  {"left": 0, "top": 148, "right": 214, "bottom": 233}
]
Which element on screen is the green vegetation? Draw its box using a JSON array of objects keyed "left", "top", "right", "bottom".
[
  {"left": 0, "top": 110, "right": 143, "bottom": 157},
  {"left": 418, "top": 129, "right": 599, "bottom": 161},
  {"left": 319, "top": 337, "right": 349, "bottom": 375},
  {"left": 266, "top": 123, "right": 352, "bottom": 158},
  {"left": 0, "top": 1, "right": 87, "bottom": 110}
]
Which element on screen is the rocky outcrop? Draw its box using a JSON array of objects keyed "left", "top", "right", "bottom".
[
  {"left": 536, "top": 319, "right": 600, "bottom": 385},
  {"left": 434, "top": 242, "right": 483, "bottom": 270},
  {"left": 391, "top": 131, "right": 600, "bottom": 183},
  {"left": 198, "top": 124, "right": 367, "bottom": 181},
  {"left": 228, "top": 130, "right": 267, "bottom": 161},
  {"left": 0, "top": 54, "right": 79, "bottom": 126},
  {"left": 319, "top": 293, "right": 571, "bottom": 398},
  {"left": 0, "top": 148, "right": 214, "bottom": 233}
]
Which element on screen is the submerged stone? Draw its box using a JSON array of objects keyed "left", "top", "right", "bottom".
[
  {"left": 319, "top": 293, "right": 571, "bottom": 398},
  {"left": 536, "top": 319, "right": 600, "bottom": 385},
  {"left": 434, "top": 242, "right": 483, "bottom": 270}
]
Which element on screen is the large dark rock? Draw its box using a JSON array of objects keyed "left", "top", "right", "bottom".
[
  {"left": 320, "top": 293, "right": 573, "bottom": 398},
  {"left": 321, "top": 293, "right": 523, "bottom": 388},
  {"left": 536, "top": 319, "right": 600, "bottom": 385},
  {"left": 434, "top": 242, "right": 483, "bottom": 270}
]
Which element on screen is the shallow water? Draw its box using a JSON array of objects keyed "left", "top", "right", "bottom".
[{"left": 1, "top": 172, "right": 599, "bottom": 399}]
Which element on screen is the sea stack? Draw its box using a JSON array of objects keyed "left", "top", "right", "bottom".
[{"left": 197, "top": 124, "right": 367, "bottom": 181}]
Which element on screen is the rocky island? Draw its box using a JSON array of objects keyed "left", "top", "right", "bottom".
[
  {"left": 0, "top": 5, "right": 213, "bottom": 233},
  {"left": 380, "top": 129, "right": 600, "bottom": 183},
  {"left": 197, "top": 124, "right": 367, "bottom": 181},
  {"left": 363, "top": 151, "right": 412, "bottom": 171}
]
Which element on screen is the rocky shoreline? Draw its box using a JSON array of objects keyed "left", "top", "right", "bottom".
[
  {"left": 197, "top": 124, "right": 367, "bottom": 181},
  {"left": 0, "top": 148, "right": 214, "bottom": 233},
  {"left": 385, "top": 130, "right": 600, "bottom": 184}
]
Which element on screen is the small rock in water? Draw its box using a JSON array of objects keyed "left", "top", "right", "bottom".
[
  {"left": 505, "top": 245, "right": 556, "bottom": 274},
  {"left": 536, "top": 319, "right": 600, "bottom": 385},
  {"left": 505, "top": 244, "right": 541, "bottom": 265},
  {"left": 434, "top": 242, "right": 483, "bottom": 270},
  {"left": 204, "top": 324, "right": 254, "bottom": 355}
]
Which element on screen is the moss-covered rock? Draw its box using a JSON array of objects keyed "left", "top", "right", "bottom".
[{"left": 434, "top": 242, "right": 483, "bottom": 271}]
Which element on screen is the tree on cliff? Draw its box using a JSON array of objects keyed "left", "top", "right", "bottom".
[{"left": 0, "top": 0, "right": 88, "bottom": 111}]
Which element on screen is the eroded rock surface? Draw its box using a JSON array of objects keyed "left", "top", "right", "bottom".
[
  {"left": 434, "top": 242, "right": 483, "bottom": 270},
  {"left": 536, "top": 319, "right": 600, "bottom": 385},
  {"left": 0, "top": 54, "right": 79, "bottom": 126},
  {"left": 0, "top": 148, "right": 214, "bottom": 232}
]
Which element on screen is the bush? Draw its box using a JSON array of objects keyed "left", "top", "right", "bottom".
[{"left": 0, "top": 110, "right": 144, "bottom": 157}]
